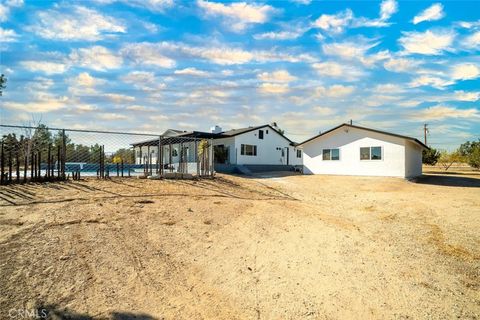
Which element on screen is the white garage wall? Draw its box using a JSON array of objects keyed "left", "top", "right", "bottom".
[
  {"left": 404, "top": 140, "right": 423, "bottom": 178},
  {"left": 302, "top": 127, "right": 407, "bottom": 177}
]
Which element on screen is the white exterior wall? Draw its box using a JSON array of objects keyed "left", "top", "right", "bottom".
[
  {"left": 404, "top": 140, "right": 423, "bottom": 178},
  {"left": 212, "top": 137, "right": 236, "bottom": 164},
  {"left": 231, "top": 128, "right": 296, "bottom": 165},
  {"left": 135, "top": 142, "right": 196, "bottom": 165},
  {"left": 302, "top": 127, "right": 407, "bottom": 177}
]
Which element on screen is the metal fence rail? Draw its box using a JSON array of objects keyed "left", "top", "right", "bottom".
[{"left": 0, "top": 124, "right": 214, "bottom": 185}]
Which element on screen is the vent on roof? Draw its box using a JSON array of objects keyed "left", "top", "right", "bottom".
[{"left": 210, "top": 125, "right": 222, "bottom": 134}]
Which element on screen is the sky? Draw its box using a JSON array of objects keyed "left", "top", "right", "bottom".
[{"left": 0, "top": 0, "right": 479, "bottom": 149}]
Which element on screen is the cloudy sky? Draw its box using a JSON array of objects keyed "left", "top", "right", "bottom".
[{"left": 1, "top": 0, "right": 479, "bottom": 148}]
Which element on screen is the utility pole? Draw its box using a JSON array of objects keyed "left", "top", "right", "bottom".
[{"left": 423, "top": 123, "right": 429, "bottom": 145}]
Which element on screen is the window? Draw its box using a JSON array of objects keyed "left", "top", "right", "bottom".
[
  {"left": 266, "top": 130, "right": 269, "bottom": 134},
  {"left": 360, "top": 146, "right": 382, "bottom": 160},
  {"left": 241, "top": 144, "right": 257, "bottom": 156},
  {"left": 323, "top": 148, "right": 340, "bottom": 160},
  {"left": 259, "top": 130, "right": 264, "bottom": 139},
  {"left": 296, "top": 150, "right": 302, "bottom": 158},
  {"left": 172, "top": 148, "right": 178, "bottom": 157}
]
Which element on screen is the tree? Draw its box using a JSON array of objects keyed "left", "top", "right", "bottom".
[
  {"left": 438, "top": 150, "right": 465, "bottom": 171},
  {"left": 112, "top": 148, "right": 135, "bottom": 164},
  {"left": 467, "top": 145, "right": 480, "bottom": 170},
  {"left": 459, "top": 139, "right": 480, "bottom": 157},
  {"left": 0, "top": 74, "right": 6, "bottom": 96},
  {"left": 32, "top": 124, "right": 52, "bottom": 152},
  {"left": 422, "top": 148, "right": 440, "bottom": 165}
]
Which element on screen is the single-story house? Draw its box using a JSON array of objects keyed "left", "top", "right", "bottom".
[
  {"left": 131, "top": 124, "right": 302, "bottom": 172},
  {"left": 297, "top": 123, "right": 428, "bottom": 178}
]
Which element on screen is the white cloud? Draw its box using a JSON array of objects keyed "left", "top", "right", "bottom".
[
  {"left": 412, "top": 3, "right": 445, "bottom": 25},
  {"left": 126, "top": 105, "right": 155, "bottom": 112},
  {"left": 74, "top": 72, "right": 106, "bottom": 87},
  {"left": 380, "top": 0, "right": 398, "bottom": 21},
  {"left": 0, "top": 0, "right": 23, "bottom": 22},
  {"left": 415, "top": 105, "right": 480, "bottom": 121},
  {"left": 399, "top": 29, "right": 455, "bottom": 55},
  {"left": 0, "top": 27, "right": 18, "bottom": 42},
  {"left": 258, "top": 83, "right": 290, "bottom": 94},
  {"left": 174, "top": 67, "right": 209, "bottom": 76},
  {"left": 290, "top": 0, "right": 311, "bottom": 4},
  {"left": 67, "top": 72, "right": 105, "bottom": 96},
  {"left": 322, "top": 39, "right": 389, "bottom": 67},
  {"left": 462, "top": 31, "right": 480, "bottom": 49},
  {"left": 354, "top": 0, "right": 398, "bottom": 27},
  {"left": 70, "top": 46, "right": 123, "bottom": 71},
  {"left": 120, "top": 42, "right": 176, "bottom": 68},
  {"left": 197, "top": 0, "right": 276, "bottom": 32},
  {"left": 384, "top": 57, "right": 422, "bottom": 72},
  {"left": 120, "top": 71, "right": 165, "bottom": 92},
  {"left": 3, "top": 94, "right": 68, "bottom": 112},
  {"left": 98, "top": 113, "right": 128, "bottom": 120},
  {"left": 258, "top": 70, "right": 296, "bottom": 83},
  {"left": 253, "top": 30, "right": 303, "bottom": 40},
  {"left": 313, "top": 9, "right": 353, "bottom": 34},
  {"left": 451, "top": 63, "right": 480, "bottom": 80},
  {"left": 409, "top": 75, "right": 453, "bottom": 89},
  {"left": 121, "top": 0, "right": 173, "bottom": 12},
  {"left": 123, "top": 41, "right": 312, "bottom": 66},
  {"left": 103, "top": 93, "right": 136, "bottom": 103},
  {"left": 75, "top": 104, "right": 98, "bottom": 112},
  {"left": 312, "top": 106, "right": 336, "bottom": 116},
  {"left": 0, "top": 4, "right": 8, "bottom": 22},
  {"left": 121, "top": 71, "right": 156, "bottom": 84},
  {"left": 315, "top": 85, "right": 355, "bottom": 97},
  {"left": 454, "top": 90, "right": 480, "bottom": 102},
  {"left": 29, "top": 6, "right": 125, "bottom": 41},
  {"left": 20, "top": 61, "right": 68, "bottom": 74},
  {"left": 312, "top": 61, "right": 365, "bottom": 80}
]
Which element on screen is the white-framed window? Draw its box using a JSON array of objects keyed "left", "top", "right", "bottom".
[
  {"left": 322, "top": 148, "right": 340, "bottom": 160},
  {"left": 296, "top": 150, "right": 302, "bottom": 158},
  {"left": 241, "top": 144, "right": 257, "bottom": 156},
  {"left": 360, "top": 146, "right": 382, "bottom": 160}
]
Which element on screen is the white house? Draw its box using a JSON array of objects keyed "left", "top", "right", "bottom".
[
  {"left": 297, "top": 123, "right": 428, "bottom": 178},
  {"left": 131, "top": 124, "right": 302, "bottom": 173},
  {"left": 211, "top": 124, "right": 301, "bottom": 166}
]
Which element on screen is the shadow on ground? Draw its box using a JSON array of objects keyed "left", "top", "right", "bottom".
[
  {"left": 415, "top": 174, "right": 480, "bottom": 188},
  {"left": 36, "top": 303, "right": 158, "bottom": 320}
]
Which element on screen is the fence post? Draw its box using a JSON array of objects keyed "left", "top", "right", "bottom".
[
  {"left": 15, "top": 148, "right": 20, "bottom": 183},
  {"left": 194, "top": 139, "right": 199, "bottom": 177},
  {"left": 0, "top": 142, "right": 4, "bottom": 185},
  {"left": 61, "top": 129, "right": 66, "bottom": 179},
  {"left": 47, "top": 144, "right": 51, "bottom": 178},
  {"left": 37, "top": 150, "right": 41, "bottom": 181},
  {"left": 159, "top": 136, "right": 163, "bottom": 176},
  {"left": 210, "top": 138, "right": 214, "bottom": 177}
]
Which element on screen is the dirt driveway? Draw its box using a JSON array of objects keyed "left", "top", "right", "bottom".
[{"left": 0, "top": 173, "right": 479, "bottom": 319}]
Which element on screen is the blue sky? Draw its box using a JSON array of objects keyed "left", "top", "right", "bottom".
[{"left": 0, "top": 0, "right": 479, "bottom": 149}]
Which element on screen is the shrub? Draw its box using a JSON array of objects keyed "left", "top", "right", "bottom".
[
  {"left": 422, "top": 148, "right": 440, "bottom": 165},
  {"left": 468, "top": 145, "right": 480, "bottom": 170}
]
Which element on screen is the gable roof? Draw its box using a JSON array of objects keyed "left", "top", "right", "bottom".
[
  {"left": 219, "top": 124, "right": 294, "bottom": 144},
  {"left": 297, "top": 123, "right": 429, "bottom": 149}
]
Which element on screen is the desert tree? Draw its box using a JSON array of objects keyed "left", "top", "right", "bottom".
[{"left": 422, "top": 148, "right": 440, "bottom": 165}]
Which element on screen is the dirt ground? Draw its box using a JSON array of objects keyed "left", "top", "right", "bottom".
[{"left": 0, "top": 170, "right": 479, "bottom": 319}]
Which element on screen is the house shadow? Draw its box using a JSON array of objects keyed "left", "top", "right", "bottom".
[
  {"left": 35, "top": 303, "right": 158, "bottom": 320},
  {"left": 414, "top": 174, "right": 480, "bottom": 188}
]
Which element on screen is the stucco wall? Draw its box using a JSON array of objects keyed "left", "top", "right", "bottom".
[
  {"left": 302, "top": 127, "right": 407, "bottom": 177},
  {"left": 232, "top": 128, "right": 295, "bottom": 165},
  {"left": 404, "top": 140, "right": 423, "bottom": 178}
]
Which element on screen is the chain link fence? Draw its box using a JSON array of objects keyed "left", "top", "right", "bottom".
[{"left": 0, "top": 124, "right": 214, "bottom": 185}]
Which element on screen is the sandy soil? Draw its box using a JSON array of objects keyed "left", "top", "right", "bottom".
[{"left": 0, "top": 171, "right": 479, "bottom": 319}]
